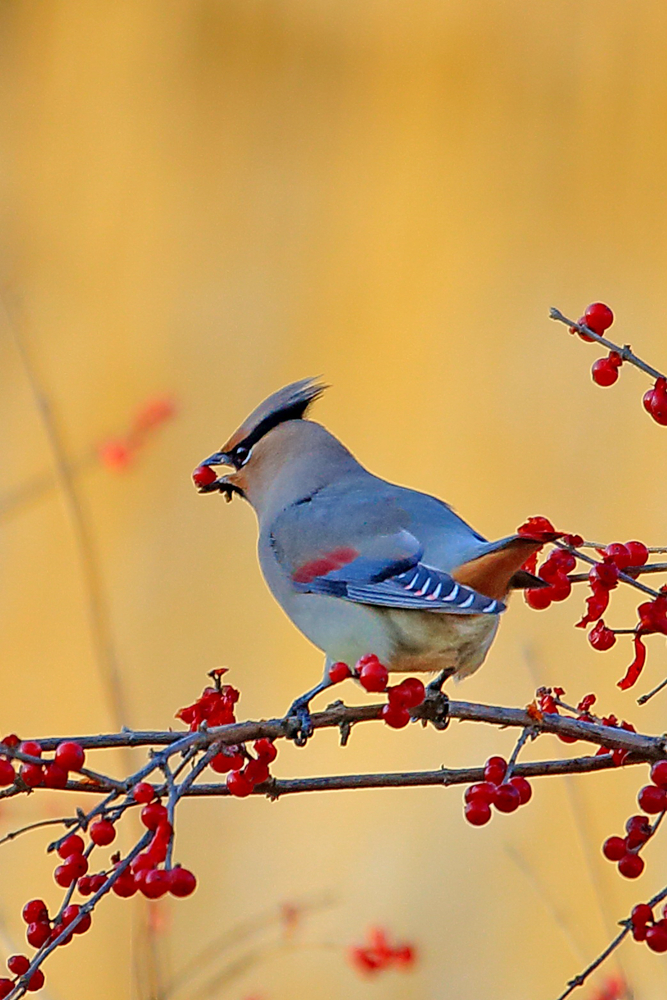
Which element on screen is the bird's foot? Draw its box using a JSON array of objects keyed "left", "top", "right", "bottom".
[
  {"left": 284, "top": 697, "right": 315, "bottom": 747},
  {"left": 423, "top": 670, "right": 454, "bottom": 730}
]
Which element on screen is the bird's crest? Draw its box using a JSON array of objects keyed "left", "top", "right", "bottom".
[{"left": 222, "top": 377, "right": 327, "bottom": 454}]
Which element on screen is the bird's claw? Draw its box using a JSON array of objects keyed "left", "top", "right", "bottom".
[
  {"left": 423, "top": 685, "right": 450, "bottom": 731},
  {"left": 284, "top": 700, "right": 314, "bottom": 746}
]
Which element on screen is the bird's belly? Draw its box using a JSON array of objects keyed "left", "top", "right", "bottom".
[
  {"left": 382, "top": 607, "right": 499, "bottom": 679},
  {"left": 280, "top": 590, "right": 499, "bottom": 680}
]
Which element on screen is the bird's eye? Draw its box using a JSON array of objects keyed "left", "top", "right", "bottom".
[{"left": 233, "top": 445, "right": 250, "bottom": 467}]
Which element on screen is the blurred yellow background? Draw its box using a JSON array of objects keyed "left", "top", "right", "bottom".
[{"left": 2, "top": 2, "right": 667, "bottom": 998}]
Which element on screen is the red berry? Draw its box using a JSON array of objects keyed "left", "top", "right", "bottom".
[
  {"left": 55, "top": 741, "right": 85, "bottom": 772},
  {"left": 26, "top": 922, "right": 50, "bottom": 948},
  {"left": 631, "top": 903, "right": 654, "bottom": 927},
  {"left": 483, "top": 756, "right": 507, "bottom": 785},
  {"left": 625, "top": 541, "right": 649, "bottom": 566},
  {"left": 90, "top": 874, "right": 107, "bottom": 892},
  {"left": 90, "top": 819, "right": 116, "bottom": 846},
  {"left": 244, "top": 759, "right": 269, "bottom": 785},
  {"left": 328, "top": 661, "right": 351, "bottom": 684},
  {"left": 464, "top": 782, "right": 496, "bottom": 804},
  {"left": 357, "top": 657, "right": 389, "bottom": 693},
  {"left": 0, "top": 759, "right": 15, "bottom": 786},
  {"left": 0, "top": 980, "right": 13, "bottom": 999},
  {"left": 58, "top": 834, "right": 84, "bottom": 858},
  {"left": 571, "top": 315, "right": 596, "bottom": 342},
  {"left": 226, "top": 770, "right": 254, "bottom": 797},
  {"left": 525, "top": 588, "right": 552, "bottom": 610},
  {"left": 168, "top": 866, "right": 197, "bottom": 898},
  {"left": 493, "top": 783, "right": 521, "bottom": 813},
  {"left": 625, "top": 815, "right": 651, "bottom": 849},
  {"left": 584, "top": 302, "right": 614, "bottom": 334},
  {"left": 388, "top": 678, "right": 425, "bottom": 708},
  {"left": 19, "top": 763, "right": 44, "bottom": 787},
  {"left": 253, "top": 739, "right": 278, "bottom": 762},
  {"left": 61, "top": 904, "right": 80, "bottom": 926},
  {"left": 7, "top": 955, "right": 30, "bottom": 975},
  {"left": 22, "top": 900, "right": 48, "bottom": 924},
  {"left": 381, "top": 704, "right": 411, "bottom": 729},
  {"left": 132, "top": 782, "right": 155, "bottom": 804},
  {"left": 618, "top": 853, "right": 645, "bottom": 879},
  {"left": 602, "top": 836, "right": 627, "bottom": 861},
  {"left": 651, "top": 761, "right": 667, "bottom": 789},
  {"left": 26, "top": 969, "right": 45, "bottom": 992},
  {"left": 54, "top": 864, "right": 76, "bottom": 887},
  {"left": 589, "top": 562, "right": 619, "bottom": 589},
  {"left": 20, "top": 741, "right": 42, "bottom": 758},
  {"left": 77, "top": 876, "right": 92, "bottom": 896},
  {"left": 141, "top": 802, "right": 168, "bottom": 830},
  {"left": 67, "top": 852, "right": 89, "bottom": 876},
  {"left": 509, "top": 776, "right": 533, "bottom": 805},
  {"left": 464, "top": 800, "right": 492, "bottom": 826},
  {"left": 147, "top": 840, "right": 168, "bottom": 867},
  {"left": 73, "top": 913, "right": 91, "bottom": 935},
  {"left": 141, "top": 869, "right": 169, "bottom": 899},
  {"left": 44, "top": 763, "right": 68, "bottom": 789},
  {"left": 132, "top": 853, "right": 152, "bottom": 873},
  {"left": 592, "top": 358, "right": 619, "bottom": 387},
  {"left": 549, "top": 575, "right": 572, "bottom": 602},
  {"left": 550, "top": 550, "right": 576, "bottom": 572},
  {"left": 588, "top": 621, "right": 616, "bottom": 651},
  {"left": 646, "top": 922, "right": 667, "bottom": 952},
  {"left": 603, "top": 543, "right": 632, "bottom": 570},
  {"left": 210, "top": 751, "right": 244, "bottom": 773},
  {"left": 112, "top": 872, "right": 137, "bottom": 897},
  {"left": 638, "top": 784, "right": 667, "bottom": 814},
  {"left": 192, "top": 465, "right": 217, "bottom": 488}
]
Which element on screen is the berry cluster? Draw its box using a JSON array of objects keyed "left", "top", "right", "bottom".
[
  {"left": 561, "top": 300, "right": 667, "bottom": 428},
  {"left": 519, "top": 522, "right": 667, "bottom": 694},
  {"left": 0, "top": 739, "right": 87, "bottom": 791},
  {"left": 577, "top": 541, "right": 649, "bottom": 630},
  {"left": 569, "top": 302, "right": 615, "bottom": 342},
  {"left": 175, "top": 668, "right": 239, "bottom": 730},
  {"left": 348, "top": 927, "right": 416, "bottom": 976},
  {"left": 0, "top": 952, "right": 44, "bottom": 997},
  {"left": 534, "top": 688, "right": 636, "bottom": 763},
  {"left": 602, "top": 763, "right": 667, "bottom": 880},
  {"left": 643, "top": 377, "right": 667, "bottom": 425},
  {"left": 327, "top": 655, "right": 426, "bottom": 728},
  {"left": 463, "top": 756, "right": 532, "bottom": 826},
  {"left": 98, "top": 395, "right": 176, "bottom": 472},
  {"left": 216, "top": 738, "right": 278, "bottom": 798},
  {"left": 630, "top": 902, "right": 667, "bottom": 952}
]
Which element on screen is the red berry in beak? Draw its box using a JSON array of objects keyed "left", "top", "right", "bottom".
[{"left": 192, "top": 465, "right": 218, "bottom": 488}]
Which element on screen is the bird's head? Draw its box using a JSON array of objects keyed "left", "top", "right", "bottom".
[{"left": 194, "top": 378, "right": 357, "bottom": 517}]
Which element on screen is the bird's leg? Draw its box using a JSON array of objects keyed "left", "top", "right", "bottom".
[
  {"left": 284, "top": 669, "right": 335, "bottom": 746},
  {"left": 424, "top": 668, "right": 455, "bottom": 730}
]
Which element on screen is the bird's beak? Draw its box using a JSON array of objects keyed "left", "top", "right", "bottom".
[{"left": 200, "top": 450, "right": 231, "bottom": 468}]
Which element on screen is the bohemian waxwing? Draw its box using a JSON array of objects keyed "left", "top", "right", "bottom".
[{"left": 195, "top": 378, "right": 547, "bottom": 737}]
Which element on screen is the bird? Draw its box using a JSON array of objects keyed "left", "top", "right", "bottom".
[{"left": 194, "top": 378, "right": 550, "bottom": 738}]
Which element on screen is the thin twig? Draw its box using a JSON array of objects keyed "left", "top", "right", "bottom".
[
  {"left": 0, "top": 816, "right": 77, "bottom": 848},
  {"left": 1, "top": 295, "right": 128, "bottom": 727},
  {"left": 505, "top": 727, "right": 534, "bottom": 782},
  {"left": 555, "top": 885, "right": 667, "bottom": 1000},
  {"left": 550, "top": 308, "right": 665, "bottom": 381},
  {"left": 637, "top": 676, "right": 667, "bottom": 706}
]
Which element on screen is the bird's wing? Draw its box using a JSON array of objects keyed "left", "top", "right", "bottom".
[{"left": 268, "top": 492, "right": 504, "bottom": 615}]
